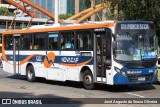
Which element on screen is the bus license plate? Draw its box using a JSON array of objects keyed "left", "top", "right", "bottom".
[{"left": 138, "top": 77, "right": 145, "bottom": 81}]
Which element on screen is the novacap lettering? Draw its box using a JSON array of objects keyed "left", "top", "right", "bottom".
[{"left": 61, "top": 57, "right": 79, "bottom": 63}]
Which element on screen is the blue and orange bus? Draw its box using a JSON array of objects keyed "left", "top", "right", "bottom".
[{"left": 2, "top": 20, "right": 158, "bottom": 89}]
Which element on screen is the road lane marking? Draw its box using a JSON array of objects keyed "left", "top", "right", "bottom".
[{"left": 127, "top": 93, "right": 145, "bottom": 98}]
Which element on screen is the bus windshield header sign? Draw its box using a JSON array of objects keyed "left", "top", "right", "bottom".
[{"left": 121, "top": 24, "right": 150, "bottom": 30}]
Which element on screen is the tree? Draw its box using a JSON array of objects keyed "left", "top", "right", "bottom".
[
  {"left": 109, "top": 0, "right": 160, "bottom": 36},
  {"left": 59, "top": 13, "right": 72, "bottom": 19},
  {"left": 83, "top": 0, "right": 91, "bottom": 9},
  {"left": 0, "top": 7, "right": 14, "bottom": 16},
  {"left": 82, "top": 0, "right": 108, "bottom": 21}
]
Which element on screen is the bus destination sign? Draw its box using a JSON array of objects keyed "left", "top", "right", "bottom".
[{"left": 121, "top": 24, "right": 150, "bottom": 30}]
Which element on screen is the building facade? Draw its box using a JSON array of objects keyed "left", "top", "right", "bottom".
[
  {"left": 0, "top": 0, "right": 106, "bottom": 20},
  {"left": 0, "top": 0, "right": 16, "bottom": 14},
  {"left": 30, "top": 0, "right": 69, "bottom": 18}
]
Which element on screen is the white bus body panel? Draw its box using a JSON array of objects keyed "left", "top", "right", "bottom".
[
  {"left": 3, "top": 51, "right": 14, "bottom": 74},
  {"left": 105, "top": 55, "right": 123, "bottom": 85},
  {"left": 3, "top": 50, "right": 94, "bottom": 82}
]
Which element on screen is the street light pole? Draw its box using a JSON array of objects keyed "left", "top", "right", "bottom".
[{"left": 54, "top": 0, "right": 58, "bottom": 24}]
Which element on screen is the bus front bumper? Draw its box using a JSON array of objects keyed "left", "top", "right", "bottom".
[{"left": 113, "top": 73, "right": 157, "bottom": 85}]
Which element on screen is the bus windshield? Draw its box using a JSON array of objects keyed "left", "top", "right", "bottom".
[{"left": 114, "top": 31, "right": 157, "bottom": 61}]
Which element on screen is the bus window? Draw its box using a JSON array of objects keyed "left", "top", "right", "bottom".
[
  {"left": 61, "top": 31, "right": 74, "bottom": 49},
  {"left": 48, "top": 33, "right": 59, "bottom": 50},
  {"left": 21, "top": 34, "right": 32, "bottom": 50},
  {"left": 33, "top": 33, "right": 46, "bottom": 50},
  {"left": 76, "top": 30, "right": 92, "bottom": 50},
  {"left": 5, "top": 35, "right": 13, "bottom": 50}
]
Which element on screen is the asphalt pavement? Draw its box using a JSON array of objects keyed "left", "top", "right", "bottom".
[{"left": 0, "top": 68, "right": 160, "bottom": 107}]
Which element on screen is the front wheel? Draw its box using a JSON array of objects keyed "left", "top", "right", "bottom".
[
  {"left": 83, "top": 70, "right": 94, "bottom": 90},
  {"left": 26, "top": 65, "right": 35, "bottom": 82}
]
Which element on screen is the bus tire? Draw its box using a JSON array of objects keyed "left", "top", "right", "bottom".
[
  {"left": 83, "top": 70, "right": 94, "bottom": 90},
  {"left": 26, "top": 65, "right": 35, "bottom": 82}
]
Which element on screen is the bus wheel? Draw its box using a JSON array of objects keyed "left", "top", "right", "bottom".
[
  {"left": 83, "top": 70, "right": 94, "bottom": 90},
  {"left": 26, "top": 66, "right": 35, "bottom": 82}
]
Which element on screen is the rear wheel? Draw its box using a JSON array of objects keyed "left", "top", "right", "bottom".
[
  {"left": 83, "top": 70, "right": 94, "bottom": 90},
  {"left": 26, "top": 65, "right": 35, "bottom": 82}
]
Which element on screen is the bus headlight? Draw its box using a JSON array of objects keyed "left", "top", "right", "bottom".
[
  {"left": 114, "top": 67, "right": 126, "bottom": 77},
  {"left": 121, "top": 71, "right": 126, "bottom": 76}
]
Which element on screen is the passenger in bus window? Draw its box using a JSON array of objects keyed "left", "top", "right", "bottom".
[
  {"left": 34, "top": 42, "right": 39, "bottom": 49},
  {"left": 30, "top": 43, "right": 32, "bottom": 49},
  {"left": 61, "top": 35, "right": 65, "bottom": 49},
  {"left": 65, "top": 41, "right": 73, "bottom": 49},
  {"left": 71, "top": 38, "right": 74, "bottom": 48},
  {"left": 76, "top": 39, "right": 80, "bottom": 49},
  {"left": 8, "top": 41, "right": 13, "bottom": 50},
  {"left": 61, "top": 45, "right": 64, "bottom": 49},
  {"left": 49, "top": 42, "right": 53, "bottom": 49},
  {"left": 50, "top": 41, "right": 57, "bottom": 49}
]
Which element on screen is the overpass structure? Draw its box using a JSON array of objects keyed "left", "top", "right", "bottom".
[
  {"left": 2, "top": 0, "right": 111, "bottom": 24},
  {"left": 67, "top": 1, "right": 111, "bottom": 23},
  {"left": 3, "top": 0, "right": 64, "bottom": 23}
]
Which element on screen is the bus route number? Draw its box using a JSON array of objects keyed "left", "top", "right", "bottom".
[{"left": 36, "top": 56, "right": 42, "bottom": 62}]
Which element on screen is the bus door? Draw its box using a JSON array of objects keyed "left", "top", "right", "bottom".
[
  {"left": 13, "top": 34, "right": 21, "bottom": 74},
  {"left": 94, "top": 28, "right": 111, "bottom": 82}
]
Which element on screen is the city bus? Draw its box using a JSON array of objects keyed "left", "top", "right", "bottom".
[{"left": 2, "top": 20, "right": 158, "bottom": 89}]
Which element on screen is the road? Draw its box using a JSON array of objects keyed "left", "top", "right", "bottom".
[{"left": 0, "top": 68, "right": 160, "bottom": 107}]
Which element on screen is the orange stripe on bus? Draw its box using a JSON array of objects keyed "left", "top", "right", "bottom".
[
  {"left": 2, "top": 22, "right": 115, "bottom": 35},
  {"left": 44, "top": 52, "right": 55, "bottom": 68},
  {"left": 19, "top": 54, "right": 43, "bottom": 65}
]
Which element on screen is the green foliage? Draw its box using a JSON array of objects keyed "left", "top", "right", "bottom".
[
  {"left": 83, "top": 0, "right": 107, "bottom": 9},
  {"left": 109, "top": 0, "right": 160, "bottom": 36},
  {"left": 83, "top": 0, "right": 91, "bottom": 8},
  {"left": 58, "top": 13, "right": 73, "bottom": 19},
  {"left": 0, "top": 7, "right": 14, "bottom": 16}
]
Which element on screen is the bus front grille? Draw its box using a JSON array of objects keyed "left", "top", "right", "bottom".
[{"left": 127, "top": 74, "right": 154, "bottom": 82}]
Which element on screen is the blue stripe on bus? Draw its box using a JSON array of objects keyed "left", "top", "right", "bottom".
[{"left": 5, "top": 55, "right": 94, "bottom": 65}]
